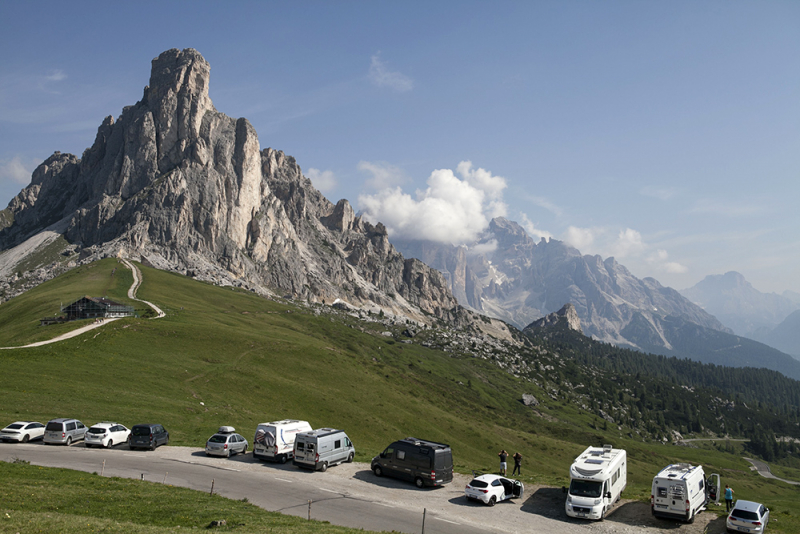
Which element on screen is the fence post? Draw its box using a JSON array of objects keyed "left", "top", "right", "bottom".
[
  {"left": 308, "top": 499, "right": 312, "bottom": 520},
  {"left": 163, "top": 472, "right": 168, "bottom": 484},
  {"left": 101, "top": 459, "right": 105, "bottom": 477},
  {"left": 421, "top": 507, "right": 426, "bottom": 534},
  {"left": 210, "top": 479, "right": 215, "bottom": 495}
]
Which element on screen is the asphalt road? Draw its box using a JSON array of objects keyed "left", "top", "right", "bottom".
[
  {"left": 0, "top": 441, "right": 494, "bottom": 534},
  {"left": 743, "top": 457, "right": 800, "bottom": 486}
]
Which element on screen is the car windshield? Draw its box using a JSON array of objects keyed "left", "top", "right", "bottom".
[
  {"left": 469, "top": 479, "right": 489, "bottom": 488},
  {"left": 88, "top": 427, "right": 107, "bottom": 434},
  {"left": 46, "top": 422, "right": 63, "bottom": 431},
  {"left": 569, "top": 479, "right": 603, "bottom": 498},
  {"left": 208, "top": 435, "right": 227, "bottom": 443},
  {"left": 731, "top": 510, "right": 759, "bottom": 521},
  {"left": 6, "top": 424, "right": 24, "bottom": 430},
  {"left": 132, "top": 426, "right": 151, "bottom": 436}
]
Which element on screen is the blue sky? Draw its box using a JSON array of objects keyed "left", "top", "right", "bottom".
[{"left": 1, "top": 1, "right": 798, "bottom": 294}]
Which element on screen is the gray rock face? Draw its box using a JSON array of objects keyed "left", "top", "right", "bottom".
[
  {"left": 0, "top": 48, "right": 462, "bottom": 323},
  {"left": 521, "top": 393, "right": 539, "bottom": 407},
  {"left": 394, "top": 217, "right": 729, "bottom": 351},
  {"left": 524, "top": 303, "right": 582, "bottom": 333}
]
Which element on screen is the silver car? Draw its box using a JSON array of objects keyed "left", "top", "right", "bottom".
[
  {"left": 727, "top": 500, "right": 770, "bottom": 533},
  {"left": 43, "top": 418, "right": 86, "bottom": 445},
  {"left": 205, "top": 426, "right": 248, "bottom": 458}
]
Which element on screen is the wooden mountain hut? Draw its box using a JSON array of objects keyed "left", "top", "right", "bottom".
[{"left": 61, "top": 296, "right": 135, "bottom": 321}]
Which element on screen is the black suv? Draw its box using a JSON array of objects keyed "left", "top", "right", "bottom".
[{"left": 129, "top": 424, "right": 169, "bottom": 450}]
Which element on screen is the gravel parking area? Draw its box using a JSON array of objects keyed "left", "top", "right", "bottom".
[{"left": 155, "top": 446, "right": 729, "bottom": 534}]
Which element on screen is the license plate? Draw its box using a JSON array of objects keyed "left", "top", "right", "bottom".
[
  {"left": 577, "top": 513, "right": 586, "bottom": 518},
  {"left": 656, "top": 504, "right": 667, "bottom": 509},
  {"left": 738, "top": 529, "right": 750, "bottom": 533}
]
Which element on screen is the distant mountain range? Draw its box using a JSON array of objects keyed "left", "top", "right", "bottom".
[{"left": 0, "top": 48, "right": 797, "bottom": 379}]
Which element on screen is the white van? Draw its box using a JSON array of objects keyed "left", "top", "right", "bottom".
[
  {"left": 565, "top": 444, "right": 626, "bottom": 520},
  {"left": 293, "top": 428, "right": 355, "bottom": 472},
  {"left": 253, "top": 419, "right": 312, "bottom": 463},
  {"left": 651, "top": 463, "right": 720, "bottom": 523}
]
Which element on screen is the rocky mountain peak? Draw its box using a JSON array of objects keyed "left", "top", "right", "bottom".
[{"left": 523, "top": 303, "right": 583, "bottom": 333}]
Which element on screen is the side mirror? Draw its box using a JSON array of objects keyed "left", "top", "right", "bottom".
[
  {"left": 562, "top": 486, "right": 567, "bottom": 494},
  {"left": 380, "top": 452, "right": 386, "bottom": 458},
  {"left": 606, "top": 492, "right": 612, "bottom": 499}
]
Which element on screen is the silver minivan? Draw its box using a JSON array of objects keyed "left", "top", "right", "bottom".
[
  {"left": 293, "top": 428, "right": 355, "bottom": 472},
  {"left": 43, "top": 418, "right": 86, "bottom": 445}
]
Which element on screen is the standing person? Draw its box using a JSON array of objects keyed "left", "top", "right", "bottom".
[
  {"left": 724, "top": 484, "right": 734, "bottom": 512},
  {"left": 498, "top": 449, "right": 508, "bottom": 475},
  {"left": 512, "top": 452, "right": 522, "bottom": 476}
]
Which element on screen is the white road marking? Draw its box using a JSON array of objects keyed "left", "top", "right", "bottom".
[
  {"left": 274, "top": 477, "right": 293, "bottom": 482},
  {"left": 434, "top": 518, "right": 460, "bottom": 525},
  {"left": 374, "top": 502, "right": 395, "bottom": 508},
  {"left": 166, "top": 458, "right": 240, "bottom": 472},
  {"left": 318, "top": 488, "right": 340, "bottom": 494}
]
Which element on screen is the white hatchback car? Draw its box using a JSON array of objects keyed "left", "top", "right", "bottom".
[
  {"left": 727, "top": 500, "right": 770, "bottom": 533},
  {"left": 1, "top": 421, "right": 45, "bottom": 443},
  {"left": 85, "top": 422, "right": 131, "bottom": 448},
  {"left": 205, "top": 426, "right": 248, "bottom": 458},
  {"left": 465, "top": 472, "right": 524, "bottom": 506}
]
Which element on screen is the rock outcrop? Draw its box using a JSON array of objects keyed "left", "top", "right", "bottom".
[
  {"left": 524, "top": 303, "right": 583, "bottom": 333},
  {"left": 0, "top": 49, "right": 464, "bottom": 323}
]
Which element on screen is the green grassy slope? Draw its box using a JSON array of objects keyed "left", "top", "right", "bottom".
[{"left": 1, "top": 259, "right": 797, "bottom": 532}]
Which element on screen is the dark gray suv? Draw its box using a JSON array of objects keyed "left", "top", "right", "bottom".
[{"left": 129, "top": 424, "right": 169, "bottom": 450}]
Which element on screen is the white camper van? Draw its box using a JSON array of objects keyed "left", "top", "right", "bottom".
[
  {"left": 565, "top": 444, "right": 627, "bottom": 520},
  {"left": 651, "top": 463, "right": 720, "bottom": 523},
  {"left": 253, "top": 419, "right": 312, "bottom": 463},
  {"left": 293, "top": 428, "right": 355, "bottom": 472}
]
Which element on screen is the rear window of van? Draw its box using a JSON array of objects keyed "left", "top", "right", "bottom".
[
  {"left": 46, "top": 422, "right": 63, "bottom": 431},
  {"left": 132, "top": 426, "right": 151, "bottom": 436}
]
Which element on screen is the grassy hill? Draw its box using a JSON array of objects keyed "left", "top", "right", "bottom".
[{"left": 1, "top": 258, "right": 798, "bottom": 532}]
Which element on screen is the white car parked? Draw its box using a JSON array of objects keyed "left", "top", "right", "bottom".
[
  {"left": 85, "top": 422, "right": 131, "bottom": 448},
  {"left": 727, "top": 500, "right": 770, "bottom": 533},
  {"left": 1, "top": 421, "right": 45, "bottom": 443},
  {"left": 465, "top": 472, "right": 524, "bottom": 506}
]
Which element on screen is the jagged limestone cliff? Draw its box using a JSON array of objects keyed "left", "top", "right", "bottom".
[{"left": 0, "top": 48, "right": 466, "bottom": 324}]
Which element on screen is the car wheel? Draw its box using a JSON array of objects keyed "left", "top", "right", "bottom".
[
  {"left": 347, "top": 452, "right": 354, "bottom": 463},
  {"left": 226, "top": 448, "right": 231, "bottom": 458},
  {"left": 150, "top": 442, "right": 156, "bottom": 451},
  {"left": 66, "top": 437, "right": 72, "bottom": 446},
  {"left": 600, "top": 506, "right": 606, "bottom": 521},
  {"left": 687, "top": 510, "right": 695, "bottom": 524},
  {"left": 242, "top": 445, "right": 247, "bottom": 455},
  {"left": 373, "top": 465, "right": 383, "bottom": 477},
  {"left": 22, "top": 434, "right": 29, "bottom": 443},
  {"left": 488, "top": 496, "right": 496, "bottom": 507},
  {"left": 108, "top": 440, "right": 113, "bottom": 448},
  {"left": 415, "top": 477, "right": 425, "bottom": 489},
  {"left": 319, "top": 462, "right": 328, "bottom": 472}
]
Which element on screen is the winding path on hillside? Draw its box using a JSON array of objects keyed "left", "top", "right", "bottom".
[{"left": 0, "top": 259, "right": 163, "bottom": 350}]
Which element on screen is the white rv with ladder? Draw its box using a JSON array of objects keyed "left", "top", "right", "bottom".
[{"left": 565, "top": 444, "right": 627, "bottom": 520}]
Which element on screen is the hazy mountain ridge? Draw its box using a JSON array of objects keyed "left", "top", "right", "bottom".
[
  {"left": 0, "top": 48, "right": 496, "bottom": 331},
  {"left": 680, "top": 271, "right": 799, "bottom": 338},
  {"left": 395, "top": 217, "right": 728, "bottom": 346}
]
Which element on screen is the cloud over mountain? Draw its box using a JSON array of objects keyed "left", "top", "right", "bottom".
[{"left": 357, "top": 161, "right": 507, "bottom": 246}]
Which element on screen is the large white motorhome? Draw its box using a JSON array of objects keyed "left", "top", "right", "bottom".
[
  {"left": 651, "top": 463, "right": 720, "bottom": 523},
  {"left": 565, "top": 444, "right": 627, "bottom": 520},
  {"left": 253, "top": 419, "right": 312, "bottom": 463}
]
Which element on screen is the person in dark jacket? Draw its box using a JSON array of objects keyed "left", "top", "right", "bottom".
[{"left": 512, "top": 452, "right": 522, "bottom": 475}]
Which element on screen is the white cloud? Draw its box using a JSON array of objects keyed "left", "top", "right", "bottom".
[
  {"left": 44, "top": 70, "right": 67, "bottom": 82},
  {"left": 563, "top": 225, "right": 603, "bottom": 253},
  {"left": 468, "top": 239, "right": 498, "bottom": 256},
  {"left": 647, "top": 249, "right": 688, "bottom": 274},
  {"left": 520, "top": 213, "right": 553, "bottom": 241},
  {"left": 0, "top": 156, "right": 34, "bottom": 186},
  {"left": 611, "top": 228, "right": 646, "bottom": 259},
  {"left": 689, "top": 199, "right": 762, "bottom": 217},
  {"left": 306, "top": 168, "right": 337, "bottom": 194},
  {"left": 368, "top": 53, "right": 414, "bottom": 92},
  {"left": 523, "top": 194, "right": 563, "bottom": 217},
  {"left": 358, "top": 160, "right": 408, "bottom": 190},
  {"left": 640, "top": 186, "right": 679, "bottom": 201},
  {"left": 357, "top": 161, "right": 507, "bottom": 246}
]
